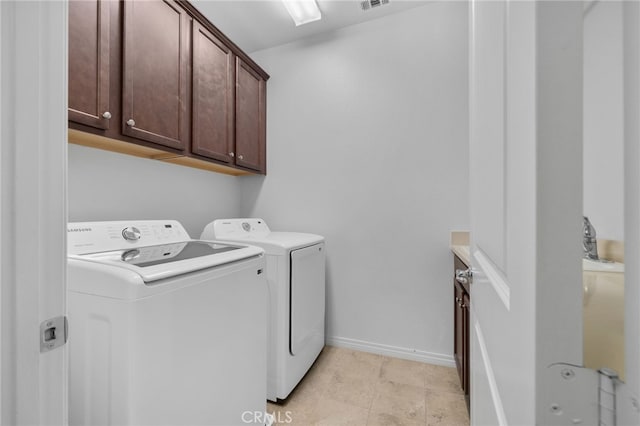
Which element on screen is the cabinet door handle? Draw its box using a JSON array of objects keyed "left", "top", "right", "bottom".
[
  {"left": 229, "top": 152, "right": 235, "bottom": 158},
  {"left": 102, "top": 111, "right": 112, "bottom": 119},
  {"left": 126, "top": 119, "right": 135, "bottom": 127},
  {"left": 238, "top": 154, "right": 244, "bottom": 160}
]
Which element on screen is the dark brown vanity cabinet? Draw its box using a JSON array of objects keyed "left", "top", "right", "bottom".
[
  {"left": 453, "top": 254, "right": 470, "bottom": 410},
  {"left": 68, "top": 0, "right": 111, "bottom": 130},
  {"left": 68, "top": 0, "right": 269, "bottom": 175}
]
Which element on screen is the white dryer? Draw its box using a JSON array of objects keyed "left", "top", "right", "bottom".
[
  {"left": 201, "top": 218, "right": 325, "bottom": 401},
  {"left": 67, "top": 220, "right": 268, "bottom": 425}
]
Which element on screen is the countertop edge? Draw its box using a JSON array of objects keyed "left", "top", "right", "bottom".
[{"left": 451, "top": 245, "right": 470, "bottom": 267}]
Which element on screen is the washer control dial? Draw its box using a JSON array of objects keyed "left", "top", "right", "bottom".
[{"left": 122, "top": 226, "right": 141, "bottom": 241}]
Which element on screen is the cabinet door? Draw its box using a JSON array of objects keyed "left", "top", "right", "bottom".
[
  {"left": 122, "top": 0, "right": 189, "bottom": 150},
  {"left": 68, "top": 0, "right": 111, "bottom": 129},
  {"left": 235, "top": 58, "right": 266, "bottom": 173},
  {"left": 191, "top": 22, "right": 234, "bottom": 163},
  {"left": 462, "top": 291, "right": 470, "bottom": 406},
  {"left": 454, "top": 281, "right": 465, "bottom": 385}
]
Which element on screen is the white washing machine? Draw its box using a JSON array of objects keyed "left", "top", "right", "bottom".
[
  {"left": 67, "top": 220, "right": 268, "bottom": 426},
  {"left": 201, "top": 218, "right": 325, "bottom": 402}
]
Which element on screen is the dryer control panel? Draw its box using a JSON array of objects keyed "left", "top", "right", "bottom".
[
  {"left": 206, "top": 218, "right": 272, "bottom": 240},
  {"left": 67, "top": 220, "right": 191, "bottom": 255}
]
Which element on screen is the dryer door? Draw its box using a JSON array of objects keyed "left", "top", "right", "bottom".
[{"left": 290, "top": 243, "right": 325, "bottom": 355}]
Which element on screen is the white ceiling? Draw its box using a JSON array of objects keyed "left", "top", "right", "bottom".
[{"left": 190, "top": 0, "right": 433, "bottom": 53}]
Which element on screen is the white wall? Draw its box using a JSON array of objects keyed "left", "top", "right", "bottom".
[
  {"left": 241, "top": 2, "right": 469, "bottom": 362},
  {"left": 68, "top": 144, "right": 241, "bottom": 237},
  {"left": 584, "top": 1, "right": 624, "bottom": 241}
]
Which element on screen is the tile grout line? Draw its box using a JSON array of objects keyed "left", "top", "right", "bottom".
[
  {"left": 365, "top": 356, "right": 387, "bottom": 425},
  {"left": 424, "top": 364, "right": 431, "bottom": 426}
]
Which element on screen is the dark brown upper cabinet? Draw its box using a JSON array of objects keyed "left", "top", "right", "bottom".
[
  {"left": 68, "top": 0, "right": 111, "bottom": 130},
  {"left": 68, "top": 0, "right": 269, "bottom": 175},
  {"left": 235, "top": 58, "right": 267, "bottom": 173},
  {"left": 122, "top": 0, "right": 190, "bottom": 151},
  {"left": 191, "top": 21, "right": 234, "bottom": 164}
]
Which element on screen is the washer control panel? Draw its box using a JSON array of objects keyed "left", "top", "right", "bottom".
[{"left": 67, "top": 220, "right": 191, "bottom": 255}]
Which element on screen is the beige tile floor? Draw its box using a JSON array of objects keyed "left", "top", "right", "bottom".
[{"left": 267, "top": 346, "right": 470, "bottom": 426}]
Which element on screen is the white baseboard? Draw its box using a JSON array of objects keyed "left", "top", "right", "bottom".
[{"left": 325, "top": 336, "right": 455, "bottom": 367}]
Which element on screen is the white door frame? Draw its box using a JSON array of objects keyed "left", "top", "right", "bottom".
[
  {"left": 624, "top": 1, "right": 640, "bottom": 419},
  {"left": 0, "top": 2, "right": 4, "bottom": 421},
  {"left": 534, "top": 2, "right": 585, "bottom": 420},
  {"left": 1, "top": 1, "right": 68, "bottom": 425}
]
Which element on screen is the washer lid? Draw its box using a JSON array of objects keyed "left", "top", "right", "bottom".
[
  {"left": 68, "top": 220, "right": 264, "bottom": 282},
  {"left": 69, "top": 240, "right": 264, "bottom": 283}
]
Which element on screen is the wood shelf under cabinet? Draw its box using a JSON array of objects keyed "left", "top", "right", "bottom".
[{"left": 68, "top": 129, "right": 252, "bottom": 176}]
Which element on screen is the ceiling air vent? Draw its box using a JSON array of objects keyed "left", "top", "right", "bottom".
[{"left": 360, "top": 0, "right": 389, "bottom": 11}]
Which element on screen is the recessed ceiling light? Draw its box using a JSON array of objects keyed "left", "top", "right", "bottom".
[{"left": 281, "top": 0, "right": 322, "bottom": 26}]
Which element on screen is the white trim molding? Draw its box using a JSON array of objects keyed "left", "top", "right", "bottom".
[
  {"left": 474, "top": 319, "right": 507, "bottom": 426},
  {"left": 0, "top": 2, "right": 3, "bottom": 423},
  {"left": 325, "top": 336, "right": 455, "bottom": 367},
  {"left": 473, "top": 248, "right": 511, "bottom": 310},
  {"left": 1, "top": 1, "right": 68, "bottom": 425}
]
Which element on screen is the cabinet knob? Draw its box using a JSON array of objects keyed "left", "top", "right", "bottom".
[
  {"left": 126, "top": 119, "right": 135, "bottom": 127},
  {"left": 102, "top": 111, "right": 112, "bottom": 119},
  {"left": 238, "top": 154, "right": 244, "bottom": 160},
  {"left": 229, "top": 152, "right": 235, "bottom": 158}
]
